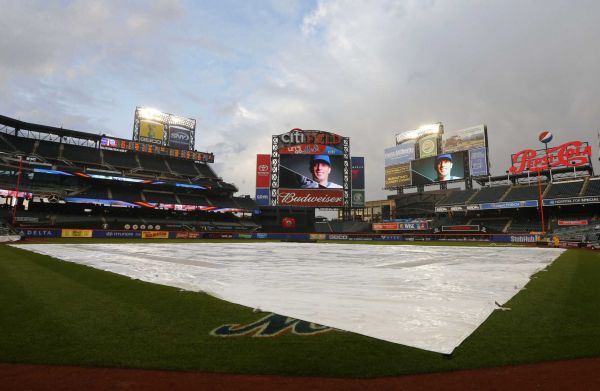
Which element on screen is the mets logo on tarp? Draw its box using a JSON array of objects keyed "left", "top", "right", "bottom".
[{"left": 210, "top": 313, "right": 335, "bottom": 338}]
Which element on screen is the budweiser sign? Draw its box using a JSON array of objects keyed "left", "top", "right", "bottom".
[
  {"left": 278, "top": 189, "right": 344, "bottom": 207},
  {"left": 509, "top": 140, "right": 591, "bottom": 174}
]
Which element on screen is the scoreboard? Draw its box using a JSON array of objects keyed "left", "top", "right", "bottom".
[{"left": 101, "top": 137, "right": 214, "bottom": 163}]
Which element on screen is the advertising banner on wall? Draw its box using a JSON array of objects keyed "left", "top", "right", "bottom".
[
  {"left": 384, "top": 143, "right": 415, "bottom": 166},
  {"left": 277, "top": 189, "right": 344, "bottom": 207},
  {"left": 411, "top": 151, "right": 467, "bottom": 185},
  {"left": 508, "top": 141, "right": 592, "bottom": 174},
  {"left": 443, "top": 124, "right": 486, "bottom": 153},
  {"left": 255, "top": 188, "right": 270, "bottom": 206},
  {"left": 418, "top": 133, "right": 439, "bottom": 159},
  {"left": 469, "top": 147, "right": 489, "bottom": 176},
  {"left": 351, "top": 190, "right": 365, "bottom": 207},
  {"left": 351, "top": 157, "right": 365, "bottom": 189},
  {"left": 168, "top": 126, "right": 193, "bottom": 150},
  {"left": 256, "top": 154, "right": 271, "bottom": 188},
  {"left": 385, "top": 163, "right": 411, "bottom": 188},
  {"left": 138, "top": 119, "right": 165, "bottom": 145}
]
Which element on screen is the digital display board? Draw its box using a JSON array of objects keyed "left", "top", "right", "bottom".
[
  {"left": 100, "top": 136, "right": 213, "bottom": 163},
  {"left": 132, "top": 107, "right": 196, "bottom": 151},
  {"left": 270, "top": 129, "right": 350, "bottom": 207},
  {"left": 384, "top": 123, "right": 489, "bottom": 188},
  {"left": 411, "top": 151, "right": 467, "bottom": 185}
]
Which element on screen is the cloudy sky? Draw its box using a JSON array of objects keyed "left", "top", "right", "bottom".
[{"left": 1, "top": 0, "right": 599, "bottom": 200}]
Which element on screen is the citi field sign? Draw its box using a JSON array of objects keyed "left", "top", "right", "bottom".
[{"left": 279, "top": 128, "right": 343, "bottom": 146}]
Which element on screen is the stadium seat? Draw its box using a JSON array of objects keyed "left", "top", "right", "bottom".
[
  {"left": 468, "top": 186, "right": 510, "bottom": 204},
  {"left": 585, "top": 179, "right": 600, "bottom": 196},
  {"left": 62, "top": 144, "right": 102, "bottom": 164},
  {"left": 503, "top": 185, "right": 545, "bottom": 202},
  {"left": 35, "top": 140, "right": 61, "bottom": 160},
  {"left": 545, "top": 181, "right": 584, "bottom": 199},
  {"left": 437, "top": 189, "right": 477, "bottom": 206},
  {"left": 102, "top": 150, "right": 140, "bottom": 170}
]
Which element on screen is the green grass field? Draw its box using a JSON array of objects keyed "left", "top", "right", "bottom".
[{"left": 1, "top": 241, "right": 599, "bottom": 378}]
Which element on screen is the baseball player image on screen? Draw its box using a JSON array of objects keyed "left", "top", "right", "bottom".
[
  {"left": 300, "top": 155, "right": 342, "bottom": 189},
  {"left": 435, "top": 154, "right": 461, "bottom": 182}
]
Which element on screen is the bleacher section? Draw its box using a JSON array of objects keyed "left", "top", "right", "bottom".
[
  {"left": 506, "top": 218, "right": 543, "bottom": 233},
  {"left": 585, "top": 179, "right": 600, "bottom": 196},
  {"left": 503, "top": 185, "right": 543, "bottom": 202},
  {"left": 102, "top": 150, "right": 140, "bottom": 170},
  {"left": 195, "top": 163, "right": 217, "bottom": 178},
  {"left": 35, "top": 140, "right": 61, "bottom": 159},
  {"left": 207, "top": 196, "right": 238, "bottom": 208},
  {"left": 63, "top": 144, "right": 102, "bottom": 164},
  {"left": 177, "top": 193, "right": 209, "bottom": 205},
  {"left": 167, "top": 158, "right": 199, "bottom": 177},
  {"left": 110, "top": 187, "right": 141, "bottom": 202},
  {"left": 469, "top": 217, "right": 510, "bottom": 232},
  {"left": 545, "top": 180, "right": 584, "bottom": 199},
  {"left": 6, "top": 135, "right": 35, "bottom": 154},
  {"left": 437, "top": 189, "right": 476, "bottom": 206},
  {"left": 137, "top": 155, "right": 169, "bottom": 173},
  {"left": 468, "top": 186, "right": 509, "bottom": 204},
  {"left": 76, "top": 188, "right": 109, "bottom": 199},
  {"left": 143, "top": 191, "right": 178, "bottom": 204}
]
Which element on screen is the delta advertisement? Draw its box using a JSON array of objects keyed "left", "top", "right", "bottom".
[
  {"left": 384, "top": 143, "right": 415, "bottom": 166},
  {"left": 411, "top": 151, "right": 467, "bottom": 185}
]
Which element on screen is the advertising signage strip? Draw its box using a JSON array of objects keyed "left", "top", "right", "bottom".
[
  {"left": 384, "top": 144, "right": 415, "bottom": 166},
  {"left": 277, "top": 189, "right": 344, "bottom": 207},
  {"left": 255, "top": 188, "right": 270, "bottom": 206},
  {"left": 443, "top": 124, "right": 486, "bottom": 153},
  {"left": 442, "top": 225, "right": 479, "bottom": 232},
  {"left": 373, "top": 222, "right": 429, "bottom": 231},
  {"left": 509, "top": 140, "right": 592, "bottom": 174},
  {"left": 278, "top": 144, "right": 343, "bottom": 155},
  {"left": 542, "top": 196, "right": 600, "bottom": 206},
  {"left": 101, "top": 136, "right": 213, "bottom": 163},
  {"left": 351, "top": 157, "right": 365, "bottom": 190},
  {"left": 480, "top": 200, "right": 538, "bottom": 209},
  {"left": 373, "top": 222, "right": 400, "bottom": 231},
  {"left": 418, "top": 133, "right": 439, "bottom": 159},
  {"left": 558, "top": 220, "right": 588, "bottom": 226}
]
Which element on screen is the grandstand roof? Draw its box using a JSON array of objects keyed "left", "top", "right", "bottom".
[{"left": 0, "top": 115, "right": 102, "bottom": 143}]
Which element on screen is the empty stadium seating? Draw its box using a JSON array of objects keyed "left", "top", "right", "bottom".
[
  {"left": 176, "top": 193, "right": 209, "bottom": 205},
  {"left": 503, "top": 185, "right": 544, "bottom": 202},
  {"left": 468, "top": 217, "right": 510, "bottom": 232},
  {"left": 437, "top": 189, "right": 477, "bottom": 206},
  {"left": 585, "top": 179, "right": 600, "bottom": 196},
  {"left": 5, "top": 135, "right": 35, "bottom": 154},
  {"left": 35, "top": 140, "right": 61, "bottom": 160},
  {"left": 468, "top": 185, "right": 510, "bottom": 204},
  {"left": 102, "top": 150, "right": 140, "bottom": 170},
  {"left": 143, "top": 191, "right": 178, "bottom": 204},
  {"left": 62, "top": 143, "right": 102, "bottom": 164},
  {"left": 545, "top": 180, "right": 584, "bottom": 199},
  {"left": 167, "top": 158, "right": 199, "bottom": 177},
  {"left": 137, "top": 154, "right": 169, "bottom": 173}
]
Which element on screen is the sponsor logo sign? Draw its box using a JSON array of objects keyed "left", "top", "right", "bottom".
[
  {"left": 480, "top": 200, "right": 538, "bottom": 209},
  {"left": 442, "top": 225, "right": 480, "bottom": 232},
  {"left": 139, "top": 119, "right": 165, "bottom": 145},
  {"left": 61, "top": 229, "right": 93, "bottom": 238},
  {"left": 509, "top": 140, "right": 592, "bottom": 174},
  {"left": 279, "top": 129, "right": 342, "bottom": 146},
  {"left": 141, "top": 231, "right": 169, "bottom": 239},
  {"left": 418, "top": 134, "right": 439, "bottom": 158},
  {"left": 310, "top": 234, "right": 327, "bottom": 240},
  {"left": 385, "top": 162, "right": 411, "bottom": 188},
  {"left": 352, "top": 190, "right": 365, "bottom": 207},
  {"left": 384, "top": 143, "right": 415, "bottom": 166},
  {"left": 379, "top": 235, "right": 404, "bottom": 241},
  {"left": 168, "top": 126, "right": 192, "bottom": 150},
  {"left": 17, "top": 229, "right": 61, "bottom": 237},
  {"left": 328, "top": 234, "right": 348, "bottom": 240},
  {"left": 94, "top": 230, "right": 141, "bottom": 239},
  {"left": 255, "top": 188, "right": 270, "bottom": 206},
  {"left": 277, "top": 189, "right": 344, "bottom": 207},
  {"left": 543, "top": 196, "right": 600, "bottom": 206},
  {"left": 443, "top": 124, "right": 486, "bottom": 153},
  {"left": 469, "top": 147, "right": 488, "bottom": 176},
  {"left": 351, "top": 156, "right": 365, "bottom": 189},
  {"left": 256, "top": 154, "right": 271, "bottom": 188},
  {"left": 373, "top": 223, "right": 400, "bottom": 231},
  {"left": 558, "top": 220, "right": 588, "bottom": 226}
]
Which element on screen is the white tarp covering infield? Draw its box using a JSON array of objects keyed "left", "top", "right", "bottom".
[{"left": 12, "top": 243, "right": 565, "bottom": 354}]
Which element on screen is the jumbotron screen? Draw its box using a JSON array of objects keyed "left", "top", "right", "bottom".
[
  {"left": 410, "top": 151, "right": 467, "bottom": 185},
  {"left": 270, "top": 129, "right": 351, "bottom": 208}
]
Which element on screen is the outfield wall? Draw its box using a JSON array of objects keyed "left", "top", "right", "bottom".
[{"left": 15, "top": 228, "right": 542, "bottom": 244}]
